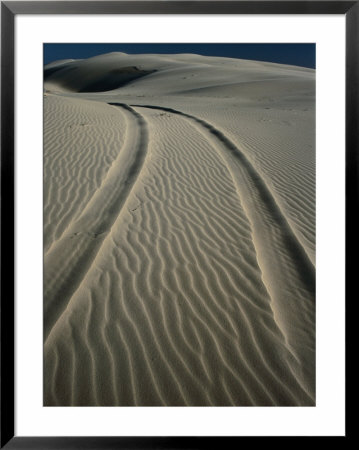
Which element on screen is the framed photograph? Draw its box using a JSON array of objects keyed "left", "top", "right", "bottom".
[{"left": 1, "top": 1, "right": 354, "bottom": 447}]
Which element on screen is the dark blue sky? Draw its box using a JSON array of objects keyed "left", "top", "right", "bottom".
[{"left": 44, "top": 43, "right": 315, "bottom": 69}]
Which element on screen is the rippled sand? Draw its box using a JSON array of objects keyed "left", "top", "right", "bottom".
[{"left": 44, "top": 53, "right": 315, "bottom": 406}]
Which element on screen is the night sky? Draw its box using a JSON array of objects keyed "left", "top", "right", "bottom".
[{"left": 44, "top": 43, "right": 315, "bottom": 69}]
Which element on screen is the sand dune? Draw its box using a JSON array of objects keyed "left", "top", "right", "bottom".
[{"left": 44, "top": 53, "right": 315, "bottom": 406}]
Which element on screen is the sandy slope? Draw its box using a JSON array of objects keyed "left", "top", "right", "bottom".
[{"left": 44, "top": 53, "right": 315, "bottom": 406}]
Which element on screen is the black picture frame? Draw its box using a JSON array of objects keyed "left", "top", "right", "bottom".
[{"left": 1, "top": 1, "right": 355, "bottom": 447}]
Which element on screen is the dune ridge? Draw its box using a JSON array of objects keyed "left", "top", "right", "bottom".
[{"left": 44, "top": 52, "right": 315, "bottom": 406}]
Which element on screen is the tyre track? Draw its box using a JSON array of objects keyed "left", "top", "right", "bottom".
[
  {"left": 132, "top": 104, "right": 314, "bottom": 281},
  {"left": 131, "top": 103, "right": 315, "bottom": 399},
  {"left": 44, "top": 104, "right": 149, "bottom": 341}
]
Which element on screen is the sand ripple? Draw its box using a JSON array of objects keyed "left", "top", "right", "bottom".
[{"left": 44, "top": 102, "right": 315, "bottom": 406}]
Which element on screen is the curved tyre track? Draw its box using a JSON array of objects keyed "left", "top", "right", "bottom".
[
  {"left": 132, "top": 103, "right": 315, "bottom": 398},
  {"left": 132, "top": 104, "right": 314, "bottom": 281},
  {"left": 44, "top": 104, "right": 149, "bottom": 341}
]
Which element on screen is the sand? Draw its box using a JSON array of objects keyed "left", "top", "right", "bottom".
[{"left": 43, "top": 52, "right": 315, "bottom": 406}]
